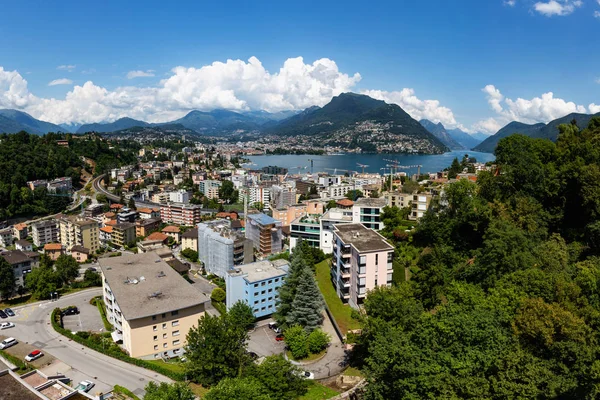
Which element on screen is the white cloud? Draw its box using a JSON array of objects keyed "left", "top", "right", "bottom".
[
  {"left": 126, "top": 70, "right": 155, "bottom": 79},
  {"left": 361, "top": 88, "right": 461, "bottom": 129},
  {"left": 57, "top": 65, "right": 76, "bottom": 72},
  {"left": 533, "top": 0, "right": 582, "bottom": 16},
  {"left": 504, "top": 0, "right": 516, "bottom": 6},
  {"left": 48, "top": 78, "right": 73, "bottom": 86},
  {"left": 594, "top": 10, "right": 600, "bottom": 17},
  {"left": 81, "top": 68, "right": 96, "bottom": 75},
  {"left": 590, "top": 104, "right": 600, "bottom": 113},
  {"left": 473, "top": 84, "right": 589, "bottom": 133}
]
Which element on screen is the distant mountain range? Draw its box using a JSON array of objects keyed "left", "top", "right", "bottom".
[
  {"left": 474, "top": 112, "right": 600, "bottom": 153},
  {"left": 419, "top": 119, "right": 487, "bottom": 150},
  {"left": 0, "top": 109, "right": 64, "bottom": 135}
]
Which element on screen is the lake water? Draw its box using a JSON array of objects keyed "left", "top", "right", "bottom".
[{"left": 246, "top": 150, "right": 495, "bottom": 175}]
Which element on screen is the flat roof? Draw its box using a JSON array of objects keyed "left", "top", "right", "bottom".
[
  {"left": 334, "top": 224, "right": 394, "bottom": 253},
  {"left": 0, "top": 373, "right": 41, "bottom": 400},
  {"left": 354, "top": 197, "right": 387, "bottom": 208},
  {"left": 98, "top": 252, "right": 209, "bottom": 321},
  {"left": 228, "top": 259, "right": 289, "bottom": 282},
  {"left": 247, "top": 213, "right": 278, "bottom": 226}
]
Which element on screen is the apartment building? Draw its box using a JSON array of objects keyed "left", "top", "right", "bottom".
[
  {"left": 246, "top": 213, "right": 283, "bottom": 256},
  {"left": 319, "top": 183, "right": 358, "bottom": 199},
  {"left": 169, "top": 189, "right": 190, "bottom": 204},
  {"left": 272, "top": 204, "right": 306, "bottom": 227},
  {"left": 161, "top": 226, "right": 181, "bottom": 244},
  {"left": 138, "top": 208, "right": 161, "bottom": 220},
  {"left": 46, "top": 177, "right": 72, "bottom": 193},
  {"left": 289, "top": 215, "right": 321, "bottom": 251},
  {"left": 198, "top": 180, "right": 221, "bottom": 200},
  {"left": 0, "top": 250, "right": 34, "bottom": 287},
  {"left": 99, "top": 226, "right": 113, "bottom": 246},
  {"left": 387, "top": 191, "right": 411, "bottom": 208},
  {"left": 226, "top": 259, "right": 289, "bottom": 318},
  {"left": 13, "top": 223, "right": 28, "bottom": 241},
  {"left": 198, "top": 220, "right": 253, "bottom": 278},
  {"left": 181, "top": 229, "right": 198, "bottom": 252},
  {"left": 117, "top": 209, "right": 138, "bottom": 224},
  {"left": 352, "top": 198, "right": 386, "bottom": 231},
  {"left": 331, "top": 224, "right": 394, "bottom": 309},
  {"left": 31, "top": 220, "right": 60, "bottom": 247},
  {"left": 0, "top": 229, "right": 12, "bottom": 247},
  {"left": 84, "top": 204, "right": 105, "bottom": 219},
  {"left": 43, "top": 243, "right": 64, "bottom": 261},
  {"left": 99, "top": 252, "right": 210, "bottom": 359},
  {"left": 58, "top": 216, "right": 100, "bottom": 252},
  {"left": 135, "top": 218, "right": 161, "bottom": 238},
  {"left": 151, "top": 192, "right": 170, "bottom": 204},
  {"left": 160, "top": 203, "right": 202, "bottom": 226},
  {"left": 320, "top": 208, "right": 353, "bottom": 254},
  {"left": 112, "top": 223, "right": 136, "bottom": 248},
  {"left": 409, "top": 193, "right": 433, "bottom": 221},
  {"left": 270, "top": 185, "right": 297, "bottom": 209}
]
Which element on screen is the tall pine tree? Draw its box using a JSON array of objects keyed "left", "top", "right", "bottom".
[
  {"left": 287, "top": 266, "right": 324, "bottom": 332},
  {"left": 274, "top": 247, "right": 309, "bottom": 327}
]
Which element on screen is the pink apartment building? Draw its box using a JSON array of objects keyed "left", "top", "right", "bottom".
[{"left": 331, "top": 223, "right": 394, "bottom": 309}]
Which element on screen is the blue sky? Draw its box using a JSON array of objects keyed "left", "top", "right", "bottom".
[{"left": 0, "top": 0, "right": 598, "bottom": 133}]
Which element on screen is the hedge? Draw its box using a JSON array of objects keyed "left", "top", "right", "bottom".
[
  {"left": 0, "top": 349, "right": 32, "bottom": 373},
  {"left": 113, "top": 385, "right": 141, "bottom": 400},
  {"left": 51, "top": 308, "right": 184, "bottom": 381},
  {"left": 92, "top": 296, "right": 114, "bottom": 332}
]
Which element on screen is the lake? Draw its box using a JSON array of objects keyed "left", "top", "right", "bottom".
[{"left": 246, "top": 150, "right": 495, "bottom": 175}]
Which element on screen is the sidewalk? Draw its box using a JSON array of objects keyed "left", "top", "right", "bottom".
[{"left": 304, "top": 311, "right": 347, "bottom": 380}]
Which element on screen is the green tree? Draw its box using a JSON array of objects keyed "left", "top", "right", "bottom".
[
  {"left": 0, "top": 257, "right": 16, "bottom": 300},
  {"left": 211, "top": 287, "right": 226, "bottom": 303},
  {"left": 83, "top": 270, "right": 102, "bottom": 286},
  {"left": 307, "top": 328, "right": 330, "bottom": 354},
  {"left": 127, "top": 197, "right": 136, "bottom": 210},
  {"left": 287, "top": 266, "right": 324, "bottom": 331},
  {"left": 228, "top": 301, "right": 255, "bottom": 331},
  {"left": 144, "top": 382, "right": 195, "bottom": 400},
  {"left": 345, "top": 189, "right": 363, "bottom": 200},
  {"left": 54, "top": 254, "right": 80, "bottom": 286},
  {"left": 204, "top": 377, "right": 270, "bottom": 400},
  {"left": 218, "top": 180, "right": 238, "bottom": 204},
  {"left": 25, "top": 265, "right": 60, "bottom": 300},
  {"left": 251, "top": 355, "right": 309, "bottom": 399},
  {"left": 181, "top": 248, "right": 198, "bottom": 262},
  {"left": 284, "top": 325, "right": 309, "bottom": 359},
  {"left": 447, "top": 157, "right": 462, "bottom": 179}
]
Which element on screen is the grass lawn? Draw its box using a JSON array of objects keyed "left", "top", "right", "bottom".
[
  {"left": 188, "top": 383, "right": 210, "bottom": 398},
  {"left": 145, "top": 359, "right": 186, "bottom": 375},
  {"left": 286, "top": 348, "right": 327, "bottom": 362},
  {"left": 314, "top": 259, "right": 361, "bottom": 334},
  {"left": 300, "top": 382, "right": 340, "bottom": 400},
  {"left": 343, "top": 366, "right": 364, "bottom": 377}
]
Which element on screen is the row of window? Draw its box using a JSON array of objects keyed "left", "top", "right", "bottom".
[
  {"left": 154, "top": 330, "right": 180, "bottom": 340},
  {"left": 151, "top": 310, "right": 179, "bottom": 321},
  {"left": 153, "top": 320, "right": 179, "bottom": 331},
  {"left": 154, "top": 340, "right": 180, "bottom": 350},
  {"left": 253, "top": 296, "right": 274, "bottom": 304},
  {"left": 249, "top": 288, "right": 276, "bottom": 296},
  {"left": 252, "top": 278, "right": 280, "bottom": 287},
  {"left": 253, "top": 304, "right": 274, "bottom": 313}
]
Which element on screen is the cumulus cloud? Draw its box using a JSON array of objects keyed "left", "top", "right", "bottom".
[
  {"left": 48, "top": 78, "right": 73, "bottom": 86},
  {"left": 361, "top": 88, "right": 461, "bottom": 129},
  {"left": 533, "top": 0, "right": 582, "bottom": 16},
  {"left": 590, "top": 104, "right": 600, "bottom": 113},
  {"left": 473, "top": 84, "right": 589, "bottom": 133},
  {"left": 127, "top": 70, "right": 155, "bottom": 79},
  {"left": 0, "top": 57, "right": 365, "bottom": 125},
  {"left": 57, "top": 65, "right": 76, "bottom": 72},
  {"left": 504, "top": 0, "right": 516, "bottom": 6}
]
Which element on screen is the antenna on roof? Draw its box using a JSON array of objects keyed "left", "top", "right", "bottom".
[
  {"left": 157, "top": 271, "right": 166, "bottom": 278},
  {"left": 148, "top": 291, "right": 163, "bottom": 299}
]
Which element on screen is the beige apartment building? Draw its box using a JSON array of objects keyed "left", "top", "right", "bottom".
[
  {"left": 99, "top": 252, "right": 209, "bottom": 359},
  {"left": 58, "top": 215, "right": 99, "bottom": 252}
]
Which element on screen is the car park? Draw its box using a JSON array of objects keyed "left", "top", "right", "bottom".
[
  {"left": 75, "top": 380, "right": 95, "bottom": 393},
  {"left": 0, "top": 337, "right": 17, "bottom": 349},
  {"left": 268, "top": 322, "right": 281, "bottom": 334},
  {"left": 0, "top": 310, "right": 7, "bottom": 319},
  {"left": 25, "top": 350, "right": 43, "bottom": 362},
  {"left": 275, "top": 334, "right": 284, "bottom": 341},
  {"left": 4, "top": 308, "right": 15, "bottom": 317},
  {"left": 0, "top": 322, "right": 15, "bottom": 330},
  {"left": 62, "top": 306, "right": 79, "bottom": 316}
]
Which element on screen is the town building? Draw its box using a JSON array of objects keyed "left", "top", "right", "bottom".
[
  {"left": 198, "top": 220, "right": 253, "bottom": 278},
  {"left": 99, "top": 252, "right": 210, "bottom": 359},
  {"left": 99, "top": 226, "right": 113, "bottom": 246},
  {"left": 58, "top": 216, "right": 100, "bottom": 252},
  {"left": 320, "top": 208, "right": 353, "bottom": 254},
  {"left": 387, "top": 191, "right": 411, "bottom": 208},
  {"left": 409, "top": 193, "right": 433, "bottom": 221},
  {"left": 245, "top": 213, "right": 283, "bottom": 256},
  {"left": 226, "top": 259, "right": 289, "bottom": 318},
  {"left": 181, "top": 229, "right": 198, "bottom": 252},
  {"left": 138, "top": 208, "right": 161, "bottom": 220},
  {"left": 0, "top": 250, "right": 34, "bottom": 287},
  {"left": 26, "top": 179, "right": 48, "bottom": 191},
  {"left": 331, "top": 224, "right": 394, "bottom": 309},
  {"left": 198, "top": 180, "right": 221, "bottom": 200},
  {"left": 161, "top": 226, "right": 181, "bottom": 243},
  {"left": 270, "top": 185, "right": 297, "bottom": 209},
  {"left": 117, "top": 209, "right": 138, "bottom": 223},
  {"left": 43, "top": 243, "right": 64, "bottom": 261},
  {"left": 31, "top": 220, "right": 60, "bottom": 247},
  {"left": 14, "top": 239, "right": 33, "bottom": 252},
  {"left": 289, "top": 214, "right": 321, "bottom": 251},
  {"left": 13, "top": 223, "right": 28, "bottom": 241},
  {"left": 46, "top": 177, "right": 72, "bottom": 193},
  {"left": 160, "top": 203, "right": 203, "bottom": 226},
  {"left": 169, "top": 189, "right": 190, "bottom": 204},
  {"left": 112, "top": 223, "right": 137, "bottom": 248},
  {"left": 135, "top": 218, "right": 161, "bottom": 238},
  {"left": 261, "top": 166, "right": 287, "bottom": 175},
  {"left": 352, "top": 197, "right": 386, "bottom": 230},
  {"left": 0, "top": 228, "right": 12, "bottom": 247},
  {"left": 84, "top": 204, "right": 105, "bottom": 219},
  {"left": 271, "top": 204, "right": 307, "bottom": 227},
  {"left": 71, "top": 245, "right": 91, "bottom": 263}
]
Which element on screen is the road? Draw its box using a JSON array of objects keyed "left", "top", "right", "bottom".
[
  {"left": 9, "top": 289, "right": 172, "bottom": 397},
  {"left": 92, "top": 174, "right": 159, "bottom": 209}
]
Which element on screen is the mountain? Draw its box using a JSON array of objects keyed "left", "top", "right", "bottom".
[
  {"left": 470, "top": 132, "right": 491, "bottom": 142},
  {"left": 474, "top": 112, "right": 600, "bottom": 153},
  {"left": 168, "top": 109, "right": 263, "bottom": 134},
  {"left": 0, "top": 109, "right": 64, "bottom": 135},
  {"left": 447, "top": 128, "right": 485, "bottom": 150},
  {"left": 265, "top": 93, "right": 448, "bottom": 153},
  {"left": 104, "top": 124, "right": 199, "bottom": 140},
  {"left": 420, "top": 119, "right": 464, "bottom": 150},
  {"left": 76, "top": 117, "right": 150, "bottom": 134}
]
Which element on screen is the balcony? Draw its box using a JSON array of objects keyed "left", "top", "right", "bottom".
[{"left": 341, "top": 268, "right": 351, "bottom": 278}]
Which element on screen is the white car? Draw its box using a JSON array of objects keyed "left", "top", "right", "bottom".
[
  {"left": 295, "top": 370, "right": 315, "bottom": 380},
  {"left": 25, "top": 350, "right": 43, "bottom": 362},
  {"left": 75, "top": 380, "right": 95, "bottom": 393},
  {"left": 0, "top": 322, "right": 15, "bottom": 330}
]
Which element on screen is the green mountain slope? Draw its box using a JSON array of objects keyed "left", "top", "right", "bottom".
[
  {"left": 77, "top": 117, "right": 150, "bottom": 133},
  {"left": 0, "top": 109, "right": 65, "bottom": 134}
]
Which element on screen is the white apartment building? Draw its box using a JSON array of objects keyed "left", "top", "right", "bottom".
[
  {"left": 320, "top": 208, "right": 353, "bottom": 254},
  {"left": 352, "top": 198, "right": 386, "bottom": 231},
  {"left": 169, "top": 190, "right": 190, "bottom": 204}
]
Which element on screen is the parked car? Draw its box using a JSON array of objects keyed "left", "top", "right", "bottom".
[
  {"left": 4, "top": 308, "right": 15, "bottom": 317},
  {"left": 268, "top": 322, "right": 281, "bottom": 334},
  {"left": 0, "top": 310, "right": 7, "bottom": 319},
  {"left": 0, "top": 322, "right": 15, "bottom": 330},
  {"left": 275, "top": 334, "right": 285, "bottom": 342},
  {"left": 75, "top": 380, "right": 95, "bottom": 393},
  {"left": 248, "top": 351, "right": 258, "bottom": 360},
  {"left": 0, "top": 337, "right": 17, "bottom": 349},
  {"left": 25, "top": 350, "right": 43, "bottom": 362},
  {"left": 295, "top": 370, "right": 315, "bottom": 380},
  {"left": 62, "top": 306, "right": 79, "bottom": 316}
]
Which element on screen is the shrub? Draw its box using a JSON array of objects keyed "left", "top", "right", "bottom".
[
  {"left": 284, "top": 325, "right": 309, "bottom": 359},
  {"left": 211, "top": 287, "right": 226, "bottom": 303},
  {"left": 181, "top": 248, "right": 199, "bottom": 262},
  {"left": 307, "top": 328, "right": 330, "bottom": 354}
]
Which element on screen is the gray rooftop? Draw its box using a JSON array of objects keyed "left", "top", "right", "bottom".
[
  {"left": 228, "top": 259, "right": 289, "bottom": 282},
  {"left": 322, "top": 208, "right": 353, "bottom": 222},
  {"left": 334, "top": 224, "right": 394, "bottom": 253},
  {"left": 98, "top": 252, "right": 209, "bottom": 321},
  {"left": 354, "top": 197, "right": 387, "bottom": 208}
]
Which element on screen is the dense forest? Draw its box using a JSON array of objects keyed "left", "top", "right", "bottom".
[
  {"left": 0, "top": 132, "right": 137, "bottom": 220},
  {"left": 357, "top": 118, "right": 600, "bottom": 399}
]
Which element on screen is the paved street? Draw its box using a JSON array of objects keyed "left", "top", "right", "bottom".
[{"left": 6, "top": 289, "right": 172, "bottom": 397}]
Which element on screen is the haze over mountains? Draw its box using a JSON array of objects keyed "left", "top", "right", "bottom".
[{"left": 419, "top": 119, "right": 486, "bottom": 150}]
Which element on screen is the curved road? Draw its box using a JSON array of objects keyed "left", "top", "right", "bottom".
[
  {"left": 9, "top": 289, "right": 172, "bottom": 396},
  {"left": 92, "top": 174, "right": 159, "bottom": 209}
]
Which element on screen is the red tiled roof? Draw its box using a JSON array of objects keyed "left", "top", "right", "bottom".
[
  {"left": 44, "top": 243, "right": 63, "bottom": 251},
  {"left": 146, "top": 232, "right": 168, "bottom": 242},
  {"left": 161, "top": 226, "right": 180, "bottom": 233},
  {"left": 336, "top": 199, "right": 354, "bottom": 207}
]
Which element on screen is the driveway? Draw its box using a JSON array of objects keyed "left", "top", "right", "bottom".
[
  {"left": 8, "top": 289, "right": 172, "bottom": 397},
  {"left": 0, "top": 334, "right": 56, "bottom": 369},
  {"left": 247, "top": 322, "right": 286, "bottom": 358},
  {"left": 61, "top": 299, "right": 104, "bottom": 333}
]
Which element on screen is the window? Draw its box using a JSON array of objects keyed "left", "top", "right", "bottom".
[
  {"left": 172, "top": 320, "right": 179, "bottom": 327},
  {"left": 261, "top": 282, "right": 266, "bottom": 286},
  {"left": 171, "top": 310, "right": 179, "bottom": 316},
  {"left": 162, "top": 313, "right": 166, "bottom": 318},
  {"left": 268, "top": 280, "right": 272, "bottom": 284},
  {"left": 162, "top": 323, "right": 167, "bottom": 329},
  {"left": 154, "top": 345, "right": 158, "bottom": 350},
  {"left": 163, "top": 343, "right": 168, "bottom": 348},
  {"left": 173, "top": 330, "right": 180, "bottom": 336},
  {"left": 268, "top": 297, "right": 273, "bottom": 301},
  {"left": 154, "top": 335, "right": 158, "bottom": 341},
  {"left": 261, "top": 299, "right": 266, "bottom": 303},
  {"left": 254, "top": 283, "right": 258, "bottom": 288},
  {"left": 375, "top": 254, "right": 378, "bottom": 265},
  {"left": 153, "top": 325, "right": 157, "bottom": 331},
  {"left": 173, "top": 340, "right": 180, "bottom": 346},
  {"left": 254, "top": 308, "right": 259, "bottom": 313},
  {"left": 261, "top": 307, "right": 266, "bottom": 311},
  {"left": 274, "top": 278, "right": 279, "bottom": 283},
  {"left": 254, "top": 292, "right": 259, "bottom": 296},
  {"left": 268, "top": 288, "right": 273, "bottom": 293},
  {"left": 254, "top": 300, "right": 259, "bottom": 305},
  {"left": 163, "top": 333, "right": 167, "bottom": 339},
  {"left": 261, "top": 290, "right": 266, "bottom": 295},
  {"left": 152, "top": 315, "right": 157, "bottom": 321}
]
